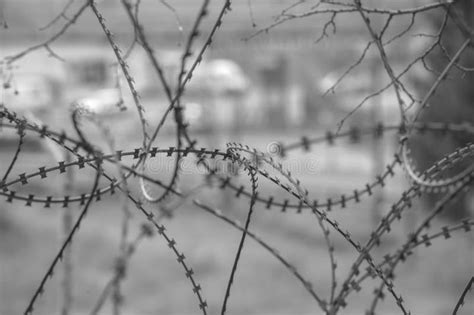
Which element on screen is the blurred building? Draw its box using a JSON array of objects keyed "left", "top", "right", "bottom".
[{"left": 1, "top": 0, "right": 419, "bottom": 133}]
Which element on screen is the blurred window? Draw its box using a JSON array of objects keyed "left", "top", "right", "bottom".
[
  {"left": 72, "top": 58, "right": 109, "bottom": 88},
  {"left": 259, "top": 55, "right": 287, "bottom": 88}
]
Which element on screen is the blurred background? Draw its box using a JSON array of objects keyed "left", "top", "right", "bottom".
[{"left": 1, "top": 0, "right": 473, "bottom": 314}]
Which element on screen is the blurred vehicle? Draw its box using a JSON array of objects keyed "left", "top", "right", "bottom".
[
  {"left": 68, "top": 86, "right": 141, "bottom": 148},
  {"left": 181, "top": 59, "right": 249, "bottom": 131},
  {"left": 72, "top": 88, "right": 124, "bottom": 116}
]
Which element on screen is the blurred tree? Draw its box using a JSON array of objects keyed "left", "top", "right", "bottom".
[{"left": 412, "top": 0, "right": 474, "bottom": 220}]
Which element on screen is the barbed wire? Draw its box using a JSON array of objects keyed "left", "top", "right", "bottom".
[{"left": 1, "top": 0, "right": 473, "bottom": 314}]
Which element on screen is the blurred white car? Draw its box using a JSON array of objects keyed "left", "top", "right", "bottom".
[{"left": 72, "top": 88, "right": 124, "bottom": 116}]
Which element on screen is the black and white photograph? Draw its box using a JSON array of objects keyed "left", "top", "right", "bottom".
[{"left": 0, "top": 1, "right": 473, "bottom": 314}]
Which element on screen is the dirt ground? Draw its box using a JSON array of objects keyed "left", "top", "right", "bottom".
[{"left": 0, "top": 133, "right": 473, "bottom": 315}]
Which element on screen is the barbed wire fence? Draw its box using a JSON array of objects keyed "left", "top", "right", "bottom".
[{"left": 0, "top": 0, "right": 473, "bottom": 314}]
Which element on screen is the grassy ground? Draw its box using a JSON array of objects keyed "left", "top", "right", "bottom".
[{"left": 0, "top": 134, "right": 473, "bottom": 315}]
